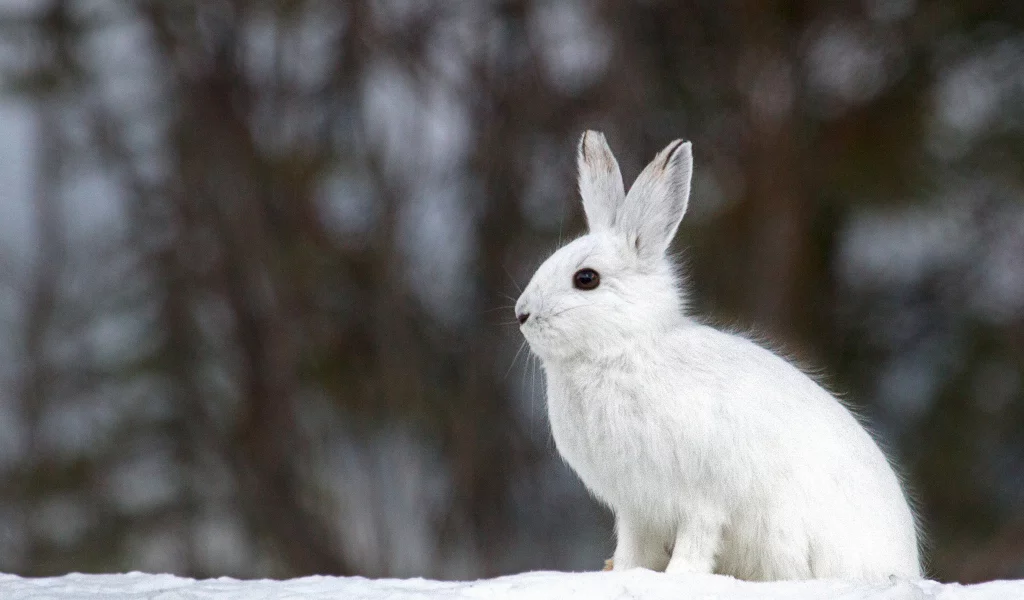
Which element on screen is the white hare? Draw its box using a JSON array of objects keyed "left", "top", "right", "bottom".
[{"left": 515, "top": 131, "right": 921, "bottom": 581}]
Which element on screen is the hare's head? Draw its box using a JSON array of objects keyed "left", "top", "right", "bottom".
[{"left": 515, "top": 131, "right": 693, "bottom": 362}]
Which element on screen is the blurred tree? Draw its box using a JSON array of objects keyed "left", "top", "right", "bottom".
[{"left": 0, "top": 0, "right": 1021, "bottom": 583}]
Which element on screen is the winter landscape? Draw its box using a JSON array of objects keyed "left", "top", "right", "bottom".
[
  {"left": 0, "top": 0, "right": 1022, "bottom": 593},
  {"left": 0, "top": 571, "right": 1022, "bottom": 600}
]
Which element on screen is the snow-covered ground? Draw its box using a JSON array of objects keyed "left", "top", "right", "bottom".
[{"left": 0, "top": 570, "right": 1019, "bottom": 599}]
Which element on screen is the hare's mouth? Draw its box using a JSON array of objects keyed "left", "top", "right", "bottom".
[
  {"left": 519, "top": 315, "right": 565, "bottom": 354},
  {"left": 518, "top": 318, "right": 547, "bottom": 346}
]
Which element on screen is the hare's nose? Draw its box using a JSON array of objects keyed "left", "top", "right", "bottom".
[{"left": 517, "top": 312, "right": 531, "bottom": 325}]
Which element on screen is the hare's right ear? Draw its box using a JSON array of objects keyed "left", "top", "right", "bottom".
[
  {"left": 618, "top": 139, "right": 692, "bottom": 263},
  {"left": 577, "top": 131, "right": 625, "bottom": 231}
]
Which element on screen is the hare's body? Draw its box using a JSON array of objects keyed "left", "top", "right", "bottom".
[
  {"left": 516, "top": 131, "right": 921, "bottom": 581},
  {"left": 544, "top": 322, "right": 919, "bottom": 580}
]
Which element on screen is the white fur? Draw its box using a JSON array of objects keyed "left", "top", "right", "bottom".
[{"left": 515, "top": 132, "right": 921, "bottom": 581}]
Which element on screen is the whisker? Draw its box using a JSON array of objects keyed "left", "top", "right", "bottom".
[
  {"left": 504, "top": 339, "right": 528, "bottom": 379},
  {"left": 503, "top": 265, "right": 523, "bottom": 294},
  {"left": 547, "top": 305, "right": 584, "bottom": 320},
  {"left": 530, "top": 352, "right": 539, "bottom": 434},
  {"left": 483, "top": 305, "right": 516, "bottom": 314},
  {"left": 521, "top": 345, "right": 531, "bottom": 424}
]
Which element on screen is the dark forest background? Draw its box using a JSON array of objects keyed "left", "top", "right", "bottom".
[{"left": 0, "top": 0, "right": 1022, "bottom": 583}]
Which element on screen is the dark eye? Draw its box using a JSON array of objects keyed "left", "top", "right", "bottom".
[{"left": 573, "top": 268, "right": 600, "bottom": 290}]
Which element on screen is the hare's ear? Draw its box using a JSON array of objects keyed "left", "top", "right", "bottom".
[
  {"left": 619, "top": 139, "right": 692, "bottom": 263},
  {"left": 577, "top": 131, "right": 625, "bottom": 231}
]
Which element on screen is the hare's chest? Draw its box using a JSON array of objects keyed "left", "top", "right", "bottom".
[{"left": 545, "top": 367, "right": 674, "bottom": 508}]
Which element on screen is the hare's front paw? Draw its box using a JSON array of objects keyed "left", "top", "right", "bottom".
[
  {"left": 613, "top": 518, "right": 670, "bottom": 571},
  {"left": 664, "top": 514, "right": 724, "bottom": 575}
]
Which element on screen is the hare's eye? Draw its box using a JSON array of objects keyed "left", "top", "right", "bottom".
[{"left": 573, "top": 268, "right": 600, "bottom": 290}]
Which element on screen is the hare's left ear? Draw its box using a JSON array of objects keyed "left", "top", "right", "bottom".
[
  {"left": 618, "top": 139, "right": 692, "bottom": 263},
  {"left": 577, "top": 131, "right": 625, "bottom": 232}
]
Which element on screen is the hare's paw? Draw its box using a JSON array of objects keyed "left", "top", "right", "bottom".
[
  {"left": 613, "top": 517, "right": 671, "bottom": 571},
  {"left": 664, "top": 511, "right": 724, "bottom": 575}
]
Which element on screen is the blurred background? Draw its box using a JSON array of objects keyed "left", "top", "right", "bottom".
[{"left": 0, "top": 0, "right": 1021, "bottom": 584}]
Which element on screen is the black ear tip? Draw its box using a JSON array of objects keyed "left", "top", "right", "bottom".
[
  {"left": 662, "top": 139, "right": 691, "bottom": 169},
  {"left": 579, "top": 130, "right": 608, "bottom": 159}
]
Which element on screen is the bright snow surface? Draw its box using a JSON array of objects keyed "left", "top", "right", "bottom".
[{"left": 0, "top": 570, "right": 1020, "bottom": 599}]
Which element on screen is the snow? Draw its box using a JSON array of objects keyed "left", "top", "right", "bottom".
[{"left": 0, "top": 570, "right": 1019, "bottom": 600}]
